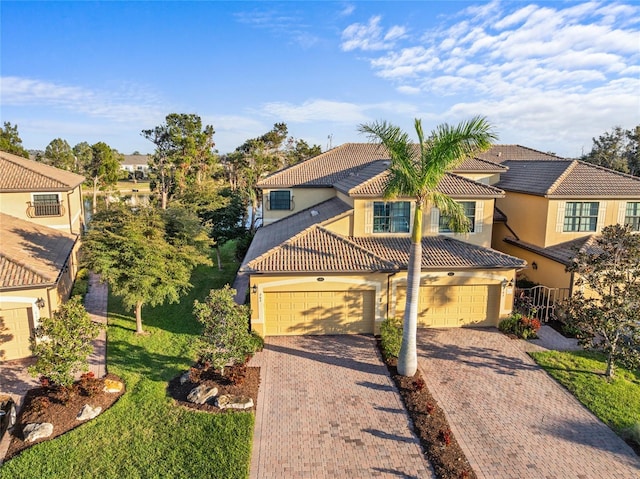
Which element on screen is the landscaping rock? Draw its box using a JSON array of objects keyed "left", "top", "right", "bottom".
[
  {"left": 76, "top": 404, "right": 102, "bottom": 421},
  {"left": 103, "top": 379, "right": 124, "bottom": 393},
  {"left": 187, "top": 385, "right": 218, "bottom": 405},
  {"left": 179, "top": 372, "right": 191, "bottom": 385},
  {"left": 23, "top": 422, "right": 53, "bottom": 442},
  {"left": 215, "top": 394, "right": 253, "bottom": 410}
]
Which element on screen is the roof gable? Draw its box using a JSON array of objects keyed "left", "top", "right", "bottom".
[
  {"left": 475, "top": 145, "right": 563, "bottom": 163},
  {"left": 0, "top": 150, "right": 85, "bottom": 192}
]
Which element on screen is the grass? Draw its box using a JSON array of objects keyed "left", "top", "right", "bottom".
[
  {"left": 0, "top": 242, "right": 254, "bottom": 479},
  {"left": 530, "top": 350, "right": 640, "bottom": 435}
]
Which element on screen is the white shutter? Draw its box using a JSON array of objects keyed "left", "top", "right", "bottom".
[
  {"left": 474, "top": 201, "right": 484, "bottom": 233},
  {"left": 556, "top": 201, "right": 566, "bottom": 233},
  {"left": 618, "top": 202, "right": 627, "bottom": 225},
  {"left": 597, "top": 201, "right": 607, "bottom": 232},
  {"left": 430, "top": 207, "right": 440, "bottom": 233},
  {"left": 364, "top": 201, "right": 373, "bottom": 234}
]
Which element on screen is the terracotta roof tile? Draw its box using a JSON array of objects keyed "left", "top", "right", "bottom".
[
  {"left": 0, "top": 150, "right": 85, "bottom": 192},
  {"left": 497, "top": 160, "right": 640, "bottom": 198},
  {"left": 476, "top": 145, "right": 563, "bottom": 163},
  {"left": 504, "top": 235, "right": 598, "bottom": 265},
  {"left": 453, "top": 157, "right": 508, "bottom": 172}
]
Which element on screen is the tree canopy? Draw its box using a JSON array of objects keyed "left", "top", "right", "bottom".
[
  {"left": 359, "top": 117, "right": 497, "bottom": 376},
  {"left": 581, "top": 125, "right": 640, "bottom": 176},
  {"left": 0, "top": 121, "right": 29, "bottom": 158},
  {"left": 45, "top": 138, "right": 76, "bottom": 171}
]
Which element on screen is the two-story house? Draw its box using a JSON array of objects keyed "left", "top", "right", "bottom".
[
  {"left": 489, "top": 154, "right": 640, "bottom": 293},
  {"left": 237, "top": 143, "right": 527, "bottom": 337},
  {"left": 0, "top": 151, "right": 85, "bottom": 360}
]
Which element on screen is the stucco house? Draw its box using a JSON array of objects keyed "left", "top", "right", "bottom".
[
  {"left": 0, "top": 151, "right": 85, "bottom": 360},
  {"left": 120, "top": 154, "right": 150, "bottom": 179},
  {"left": 238, "top": 143, "right": 528, "bottom": 337},
  {"left": 487, "top": 146, "right": 640, "bottom": 294}
]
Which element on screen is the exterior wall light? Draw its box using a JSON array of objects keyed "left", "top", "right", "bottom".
[
  {"left": 36, "top": 298, "right": 45, "bottom": 308},
  {"left": 251, "top": 285, "right": 258, "bottom": 294},
  {"left": 532, "top": 262, "right": 538, "bottom": 270}
]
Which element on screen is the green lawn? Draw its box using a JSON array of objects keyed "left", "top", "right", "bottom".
[
  {"left": 0, "top": 243, "right": 254, "bottom": 479},
  {"left": 530, "top": 350, "right": 640, "bottom": 435}
]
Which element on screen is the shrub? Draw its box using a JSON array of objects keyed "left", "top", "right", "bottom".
[
  {"left": 621, "top": 422, "right": 640, "bottom": 447},
  {"left": 499, "top": 312, "right": 541, "bottom": 339},
  {"left": 380, "top": 318, "right": 402, "bottom": 360},
  {"left": 71, "top": 268, "right": 90, "bottom": 300},
  {"left": 248, "top": 330, "right": 264, "bottom": 353}
]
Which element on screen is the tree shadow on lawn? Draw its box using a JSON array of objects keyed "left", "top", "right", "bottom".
[{"left": 107, "top": 339, "right": 192, "bottom": 383}]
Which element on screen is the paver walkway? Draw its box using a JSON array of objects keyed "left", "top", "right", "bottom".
[
  {"left": 416, "top": 328, "right": 640, "bottom": 479},
  {"left": 248, "top": 335, "right": 435, "bottom": 479}
]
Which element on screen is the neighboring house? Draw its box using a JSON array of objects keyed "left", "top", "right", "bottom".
[
  {"left": 121, "top": 154, "right": 150, "bottom": 179},
  {"left": 0, "top": 151, "right": 85, "bottom": 361},
  {"left": 491, "top": 156, "right": 640, "bottom": 293},
  {"left": 237, "top": 143, "right": 527, "bottom": 337}
]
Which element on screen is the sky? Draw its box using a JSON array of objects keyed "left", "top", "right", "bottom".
[{"left": 1, "top": 1, "right": 639, "bottom": 158}]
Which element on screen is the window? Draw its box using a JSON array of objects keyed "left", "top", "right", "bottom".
[
  {"left": 563, "top": 202, "right": 599, "bottom": 232},
  {"left": 625, "top": 202, "right": 640, "bottom": 231},
  {"left": 373, "top": 201, "right": 410, "bottom": 233},
  {"left": 269, "top": 190, "right": 291, "bottom": 210},
  {"left": 32, "top": 194, "right": 62, "bottom": 217},
  {"left": 439, "top": 201, "right": 476, "bottom": 233}
]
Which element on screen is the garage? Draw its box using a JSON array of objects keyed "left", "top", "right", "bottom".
[
  {"left": 1, "top": 305, "right": 34, "bottom": 361},
  {"left": 264, "top": 290, "right": 375, "bottom": 335},
  {"left": 395, "top": 284, "right": 500, "bottom": 328}
]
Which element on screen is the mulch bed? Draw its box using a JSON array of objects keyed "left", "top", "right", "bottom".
[
  {"left": 167, "top": 364, "right": 260, "bottom": 413},
  {"left": 382, "top": 351, "right": 476, "bottom": 479},
  {"left": 5, "top": 373, "right": 125, "bottom": 461}
]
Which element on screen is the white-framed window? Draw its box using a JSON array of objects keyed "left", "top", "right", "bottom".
[
  {"left": 563, "top": 202, "right": 599, "bottom": 232},
  {"left": 625, "top": 202, "right": 640, "bottom": 231},
  {"left": 268, "top": 190, "right": 292, "bottom": 210},
  {"left": 439, "top": 201, "right": 476, "bottom": 233},
  {"left": 373, "top": 201, "right": 411, "bottom": 233},
  {"left": 32, "top": 193, "right": 62, "bottom": 217}
]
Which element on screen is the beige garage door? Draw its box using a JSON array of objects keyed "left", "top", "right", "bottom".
[
  {"left": 1, "top": 306, "right": 34, "bottom": 361},
  {"left": 396, "top": 285, "right": 499, "bottom": 328},
  {"left": 265, "top": 290, "right": 375, "bottom": 335}
]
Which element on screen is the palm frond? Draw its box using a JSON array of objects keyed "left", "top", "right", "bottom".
[{"left": 429, "top": 192, "right": 471, "bottom": 233}]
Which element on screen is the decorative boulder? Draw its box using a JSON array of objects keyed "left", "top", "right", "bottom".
[
  {"left": 187, "top": 385, "right": 218, "bottom": 405},
  {"left": 215, "top": 394, "right": 254, "bottom": 410},
  {"left": 179, "top": 372, "right": 191, "bottom": 385},
  {"left": 103, "top": 379, "right": 124, "bottom": 393},
  {"left": 23, "top": 422, "right": 53, "bottom": 442},
  {"left": 76, "top": 404, "right": 102, "bottom": 421}
]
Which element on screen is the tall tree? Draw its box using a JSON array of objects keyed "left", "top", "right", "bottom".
[
  {"left": 359, "top": 117, "right": 496, "bottom": 376},
  {"left": 73, "top": 141, "right": 93, "bottom": 175},
  {"left": 84, "top": 142, "right": 121, "bottom": 214},
  {"left": 82, "top": 203, "right": 212, "bottom": 334},
  {"left": 562, "top": 224, "right": 640, "bottom": 378},
  {"left": 581, "top": 125, "right": 639, "bottom": 175},
  {"left": 45, "top": 138, "right": 75, "bottom": 171},
  {"left": 0, "top": 121, "right": 29, "bottom": 158},
  {"left": 142, "top": 113, "right": 217, "bottom": 209}
]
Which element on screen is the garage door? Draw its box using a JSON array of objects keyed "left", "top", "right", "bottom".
[
  {"left": 396, "top": 285, "right": 499, "bottom": 328},
  {"left": 265, "top": 290, "right": 375, "bottom": 335},
  {"left": 1, "top": 306, "right": 34, "bottom": 361}
]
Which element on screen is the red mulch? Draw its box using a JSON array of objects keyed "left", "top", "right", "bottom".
[{"left": 5, "top": 373, "right": 125, "bottom": 461}]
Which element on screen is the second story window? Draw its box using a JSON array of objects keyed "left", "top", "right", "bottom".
[
  {"left": 269, "top": 190, "right": 291, "bottom": 210},
  {"left": 439, "top": 201, "right": 476, "bottom": 233},
  {"left": 373, "top": 201, "right": 410, "bottom": 233},
  {"left": 32, "top": 194, "right": 62, "bottom": 217},
  {"left": 625, "top": 202, "right": 640, "bottom": 231},
  {"left": 563, "top": 202, "right": 598, "bottom": 232}
]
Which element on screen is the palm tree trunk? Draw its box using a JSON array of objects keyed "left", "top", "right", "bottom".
[
  {"left": 135, "top": 300, "right": 144, "bottom": 334},
  {"left": 398, "top": 203, "right": 423, "bottom": 377}
]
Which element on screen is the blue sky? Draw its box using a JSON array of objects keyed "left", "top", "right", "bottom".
[{"left": 1, "top": 1, "right": 639, "bottom": 157}]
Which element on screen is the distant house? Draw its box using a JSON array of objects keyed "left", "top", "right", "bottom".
[
  {"left": 0, "top": 151, "right": 85, "bottom": 361},
  {"left": 121, "top": 154, "right": 150, "bottom": 179},
  {"left": 237, "top": 143, "right": 527, "bottom": 337}
]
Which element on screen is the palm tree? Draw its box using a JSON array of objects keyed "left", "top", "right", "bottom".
[{"left": 359, "top": 117, "right": 497, "bottom": 376}]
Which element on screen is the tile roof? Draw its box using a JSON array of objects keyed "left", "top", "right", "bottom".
[
  {"left": 335, "top": 166, "right": 504, "bottom": 198},
  {"left": 504, "top": 235, "right": 598, "bottom": 265},
  {"left": 258, "top": 143, "right": 525, "bottom": 189},
  {"left": 245, "top": 226, "right": 398, "bottom": 273},
  {"left": 475, "top": 145, "right": 563, "bottom": 163},
  {"left": 0, "top": 150, "right": 85, "bottom": 192},
  {"left": 121, "top": 154, "right": 150, "bottom": 166},
  {"left": 352, "top": 236, "right": 526, "bottom": 270},
  {"left": 493, "top": 207, "right": 507, "bottom": 222},
  {"left": 240, "top": 197, "right": 352, "bottom": 270},
  {"left": 0, "top": 213, "right": 77, "bottom": 288},
  {"left": 496, "top": 160, "right": 640, "bottom": 198}
]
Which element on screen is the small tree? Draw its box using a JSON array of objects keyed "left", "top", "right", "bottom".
[
  {"left": 562, "top": 224, "right": 640, "bottom": 378},
  {"left": 193, "top": 285, "right": 253, "bottom": 375},
  {"left": 28, "top": 297, "right": 102, "bottom": 388}
]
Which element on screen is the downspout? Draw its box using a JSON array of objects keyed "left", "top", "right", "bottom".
[
  {"left": 67, "top": 190, "right": 75, "bottom": 235},
  {"left": 386, "top": 272, "right": 397, "bottom": 320},
  {"left": 568, "top": 271, "right": 575, "bottom": 298}
]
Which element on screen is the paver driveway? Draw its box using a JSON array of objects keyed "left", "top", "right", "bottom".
[
  {"left": 248, "top": 335, "right": 435, "bottom": 479},
  {"left": 417, "top": 328, "right": 640, "bottom": 479}
]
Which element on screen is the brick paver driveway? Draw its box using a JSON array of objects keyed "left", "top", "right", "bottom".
[
  {"left": 248, "top": 335, "right": 435, "bottom": 479},
  {"left": 417, "top": 328, "right": 640, "bottom": 479}
]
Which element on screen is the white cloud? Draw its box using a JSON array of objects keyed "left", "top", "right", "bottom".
[
  {"left": 339, "top": 3, "right": 355, "bottom": 17},
  {"left": 261, "top": 99, "right": 370, "bottom": 123},
  {"left": 341, "top": 16, "right": 406, "bottom": 51}
]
